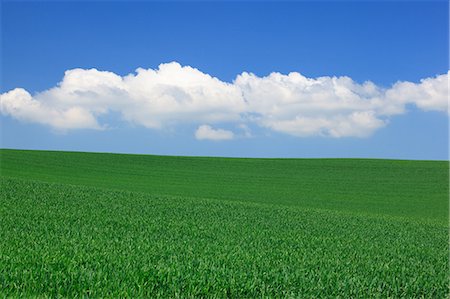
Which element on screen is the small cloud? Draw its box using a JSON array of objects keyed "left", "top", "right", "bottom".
[{"left": 195, "top": 125, "right": 234, "bottom": 141}]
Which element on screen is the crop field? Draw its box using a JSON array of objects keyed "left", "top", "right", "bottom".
[{"left": 0, "top": 149, "right": 448, "bottom": 297}]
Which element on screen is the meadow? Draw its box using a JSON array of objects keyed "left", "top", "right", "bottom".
[{"left": 0, "top": 149, "right": 448, "bottom": 297}]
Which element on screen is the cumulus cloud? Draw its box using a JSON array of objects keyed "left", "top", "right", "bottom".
[
  {"left": 0, "top": 88, "right": 101, "bottom": 130},
  {"left": 383, "top": 72, "right": 449, "bottom": 114},
  {"left": 1, "top": 63, "right": 244, "bottom": 131},
  {"left": 235, "top": 71, "right": 447, "bottom": 137},
  {"left": 0, "top": 62, "right": 448, "bottom": 138},
  {"left": 195, "top": 125, "right": 234, "bottom": 141}
]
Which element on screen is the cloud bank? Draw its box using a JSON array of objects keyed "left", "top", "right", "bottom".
[{"left": 1, "top": 62, "right": 448, "bottom": 139}]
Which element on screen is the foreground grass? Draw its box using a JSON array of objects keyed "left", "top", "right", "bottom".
[{"left": 1, "top": 177, "right": 448, "bottom": 297}]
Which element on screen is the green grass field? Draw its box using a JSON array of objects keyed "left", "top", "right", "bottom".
[{"left": 0, "top": 149, "right": 448, "bottom": 297}]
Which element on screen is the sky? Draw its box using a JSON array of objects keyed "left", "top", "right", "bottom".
[{"left": 1, "top": 1, "right": 448, "bottom": 160}]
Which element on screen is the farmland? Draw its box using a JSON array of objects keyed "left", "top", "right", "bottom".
[{"left": 0, "top": 149, "right": 448, "bottom": 297}]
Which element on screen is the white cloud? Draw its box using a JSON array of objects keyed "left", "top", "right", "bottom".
[
  {"left": 0, "top": 62, "right": 448, "bottom": 138},
  {"left": 235, "top": 71, "right": 447, "bottom": 138},
  {"left": 0, "top": 62, "right": 245, "bottom": 131},
  {"left": 261, "top": 112, "right": 385, "bottom": 138},
  {"left": 121, "top": 63, "right": 245, "bottom": 128},
  {"left": 195, "top": 125, "right": 234, "bottom": 141},
  {"left": 0, "top": 88, "right": 101, "bottom": 130},
  {"left": 384, "top": 72, "right": 449, "bottom": 114}
]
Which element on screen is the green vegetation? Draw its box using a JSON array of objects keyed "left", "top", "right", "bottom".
[{"left": 0, "top": 149, "right": 448, "bottom": 297}]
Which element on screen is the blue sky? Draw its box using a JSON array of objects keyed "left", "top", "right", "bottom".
[{"left": 1, "top": 1, "right": 448, "bottom": 159}]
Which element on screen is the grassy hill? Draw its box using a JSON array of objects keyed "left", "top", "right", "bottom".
[
  {"left": 0, "top": 149, "right": 448, "bottom": 297},
  {"left": 1, "top": 149, "right": 447, "bottom": 221}
]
